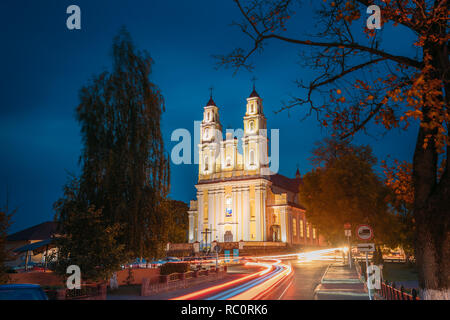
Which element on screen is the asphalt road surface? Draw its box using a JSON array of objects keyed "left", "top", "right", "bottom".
[{"left": 276, "top": 260, "right": 330, "bottom": 300}]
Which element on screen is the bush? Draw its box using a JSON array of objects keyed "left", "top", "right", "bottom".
[{"left": 159, "top": 263, "right": 189, "bottom": 275}]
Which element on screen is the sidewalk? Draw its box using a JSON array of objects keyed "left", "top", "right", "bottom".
[{"left": 313, "top": 263, "right": 369, "bottom": 300}]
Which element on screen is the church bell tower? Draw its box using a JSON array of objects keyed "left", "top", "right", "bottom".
[{"left": 242, "top": 85, "right": 268, "bottom": 174}]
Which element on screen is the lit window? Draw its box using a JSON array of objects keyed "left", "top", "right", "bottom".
[
  {"left": 204, "top": 156, "right": 209, "bottom": 171},
  {"left": 299, "top": 220, "right": 304, "bottom": 237},
  {"left": 313, "top": 228, "right": 316, "bottom": 240},
  {"left": 225, "top": 196, "right": 232, "bottom": 217},
  {"left": 292, "top": 218, "right": 297, "bottom": 237},
  {"left": 306, "top": 223, "right": 310, "bottom": 238},
  {"left": 249, "top": 149, "right": 255, "bottom": 166}
]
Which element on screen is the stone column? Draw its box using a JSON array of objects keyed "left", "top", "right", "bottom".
[
  {"left": 255, "top": 185, "right": 262, "bottom": 241},
  {"left": 261, "top": 184, "right": 267, "bottom": 241},
  {"left": 188, "top": 212, "right": 194, "bottom": 242},
  {"left": 197, "top": 190, "right": 204, "bottom": 242},
  {"left": 208, "top": 189, "right": 215, "bottom": 245},
  {"left": 214, "top": 188, "right": 221, "bottom": 242},
  {"left": 218, "top": 188, "right": 224, "bottom": 242},
  {"left": 243, "top": 186, "right": 250, "bottom": 241},
  {"left": 236, "top": 186, "right": 242, "bottom": 240},
  {"left": 232, "top": 186, "right": 238, "bottom": 242},
  {"left": 280, "top": 206, "right": 287, "bottom": 243}
]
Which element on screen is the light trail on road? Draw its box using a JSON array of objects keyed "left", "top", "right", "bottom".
[{"left": 171, "top": 247, "right": 344, "bottom": 300}]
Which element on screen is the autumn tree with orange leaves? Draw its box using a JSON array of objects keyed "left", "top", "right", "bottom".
[{"left": 218, "top": 0, "right": 449, "bottom": 299}]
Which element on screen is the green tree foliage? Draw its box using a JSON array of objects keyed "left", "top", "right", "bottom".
[
  {"left": 300, "top": 139, "right": 399, "bottom": 246},
  {"left": 0, "top": 205, "right": 14, "bottom": 284},
  {"left": 74, "top": 28, "right": 170, "bottom": 259},
  {"left": 162, "top": 199, "right": 189, "bottom": 243},
  {"left": 55, "top": 28, "right": 170, "bottom": 280},
  {"left": 54, "top": 179, "right": 127, "bottom": 282}
]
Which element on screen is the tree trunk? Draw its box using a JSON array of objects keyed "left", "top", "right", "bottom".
[{"left": 412, "top": 36, "right": 450, "bottom": 299}]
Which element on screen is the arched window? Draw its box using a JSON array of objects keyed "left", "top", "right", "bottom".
[
  {"left": 292, "top": 218, "right": 297, "bottom": 237},
  {"left": 204, "top": 128, "right": 209, "bottom": 139},
  {"left": 208, "top": 111, "right": 212, "bottom": 121},
  {"left": 249, "top": 149, "right": 255, "bottom": 166},
  {"left": 249, "top": 121, "right": 254, "bottom": 132},
  {"left": 204, "top": 156, "right": 209, "bottom": 171},
  {"left": 226, "top": 156, "right": 231, "bottom": 167},
  {"left": 299, "top": 220, "right": 304, "bottom": 237}
]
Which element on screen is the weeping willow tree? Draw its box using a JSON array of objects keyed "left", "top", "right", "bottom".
[{"left": 56, "top": 28, "right": 170, "bottom": 275}]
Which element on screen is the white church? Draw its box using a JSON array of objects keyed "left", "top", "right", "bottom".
[{"left": 188, "top": 87, "right": 323, "bottom": 246}]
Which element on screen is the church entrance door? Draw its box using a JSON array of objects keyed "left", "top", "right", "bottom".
[
  {"left": 224, "top": 231, "right": 233, "bottom": 242},
  {"left": 270, "top": 225, "right": 281, "bottom": 242}
]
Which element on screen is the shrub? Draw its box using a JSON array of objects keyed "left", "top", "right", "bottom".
[{"left": 159, "top": 263, "right": 189, "bottom": 275}]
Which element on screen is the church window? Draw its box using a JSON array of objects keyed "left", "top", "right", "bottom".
[
  {"left": 204, "top": 128, "right": 209, "bottom": 139},
  {"left": 249, "top": 149, "right": 255, "bottom": 166},
  {"left": 292, "top": 218, "right": 297, "bottom": 237},
  {"left": 250, "top": 104, "right": 254, "bottom": 113},
  {"left": 225, "top": 196, "right": 232, "bottom": 217},
  {"left": 313, "top": 228, "right": 316, "bottom": 240},
  {"left": 306, "top": 223, "right": 310, "bottom": 238},
  {"left": 249, "top": 121, "right": 254, "bottom": 132},
  {"left": 204, "top": 156, "right": 209, "bottom": 171},
  {"left": 299, "top": 219, "right": 304, "bottom": 237},
  {"left": 226, "top": 156, "right": 231, "bottom": 167}
]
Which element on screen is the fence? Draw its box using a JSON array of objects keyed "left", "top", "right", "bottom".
[
  {"left": 46, "top": 283, "right": 107, "bottom": 300},
  {"left": 377, "top": 282, "right": 420, "bottom": 300},
  {"left": 141, "top": 266, "right": 227, "bottom": 296},
  {"left": 353, "top": 258, "right": 419, "bottom": 301}
]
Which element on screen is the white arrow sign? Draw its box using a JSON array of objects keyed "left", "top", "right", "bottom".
[{"left": 357, "top": 243, "right": 375, "bottom": 252}]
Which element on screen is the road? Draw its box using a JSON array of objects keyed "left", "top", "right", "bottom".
[
  {"left": 276, "top": 260, "right": 330, "bottom": 300},
  {"left": 171, "top": 248, "right": 342, "bottom": 300},
  {"left": 109, "top": 248, "right": 346, "bottom": 300}
]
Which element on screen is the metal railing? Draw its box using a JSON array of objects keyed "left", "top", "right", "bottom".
[{"left": 378, "top": 282, "right": 420, "bottom": 300}]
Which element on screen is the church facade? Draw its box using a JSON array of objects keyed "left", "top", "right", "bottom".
[{"left": 188, "top": 88, "right": 322, "bottom": 246}]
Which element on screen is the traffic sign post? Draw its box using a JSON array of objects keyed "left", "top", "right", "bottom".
[
  {"left": 357, "top": 243, "right": 375, "bottom": 252},
  {"left": 356, "top": 224, "right": 375, "bottom": 300},
  {"left": 344, "top": 223, "right": 352, "bottom": 268},
  {"left": 356, "top": 224, "right": 373, "bottom": 241}
]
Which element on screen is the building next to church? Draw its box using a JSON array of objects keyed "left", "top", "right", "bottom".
[{"left": 188, "top": 87, "right": 324, "bottom": 246}]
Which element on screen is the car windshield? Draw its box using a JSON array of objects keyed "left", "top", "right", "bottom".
[{"left": 0, "top": 288, "right": 46, "bottom": 300}]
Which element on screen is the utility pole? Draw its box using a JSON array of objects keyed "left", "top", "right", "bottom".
[{"left": 344, "top": 223, "right": 352, "bottom": 268}]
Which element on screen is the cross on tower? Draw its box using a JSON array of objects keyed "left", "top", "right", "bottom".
[
  {"left": 209, "top": 86, "right": 214, "bottom": 98},
  {"left": 251, "top": 76, "right": 257, "bottom": 90}
]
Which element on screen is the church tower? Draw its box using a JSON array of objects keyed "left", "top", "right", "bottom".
[
  {"left": 199, "top": 95, "right": 222, "bottom": 179},
  {"left": 242, "top": 86, "right": 268, "bottom": 175}
]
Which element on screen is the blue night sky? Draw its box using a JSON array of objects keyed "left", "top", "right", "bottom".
[{"left": 0, "top": 0, "right": 418, "bottom": 233}]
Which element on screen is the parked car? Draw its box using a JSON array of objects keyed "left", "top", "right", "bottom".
[{"left": 0, "top": 284, "right": 48, "bottom": 300}]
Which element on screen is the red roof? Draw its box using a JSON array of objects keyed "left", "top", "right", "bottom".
[{"left": 269, "top": 173, "right": 301, "bottom": 193}]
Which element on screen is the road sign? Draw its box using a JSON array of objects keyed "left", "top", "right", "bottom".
[
  {"left": 357, "top": 243, "right": 375, "bottom": 252},
  {"left": 356, "top": 224, "right": 373, "bottom": 241},
  {"left": 344, "top": 223, "right": 351, "bottom": 229},
  {"left": 345, "top": 229, "right": 351, "bottom": 237}
]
